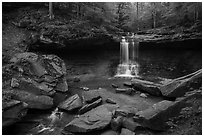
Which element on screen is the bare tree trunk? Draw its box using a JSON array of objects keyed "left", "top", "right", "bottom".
[
  {"left": 136, "top": 2, "right": 139, "bottom": 31},
  {"left": 152, "top": 2, "right": 156, "bottom": 29},
  {"left": 49, "top": 2, "right": 54, "bottom": 20}
]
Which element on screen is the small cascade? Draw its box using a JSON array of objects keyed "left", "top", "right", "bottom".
[
  {"left": 48, "top": 108, "right": 62, "bottom": 127},
  {"left": 32, "top": 108, "right": 62, "bottom": 134},
  {"left": 115, "top": 34, "right": 139, "bottom": 78}
]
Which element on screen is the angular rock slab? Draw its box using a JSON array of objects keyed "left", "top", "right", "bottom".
[
  {"left": 2, "top": 91, "right": 28, "bottom": 127},
  {"left": 82, "top": 89, "right": 101, "bottom": 103},
  {"left": 131, "top": 79, "right": 162, "bottom": 96},
  {"left": 64, "top": 105, "right": 112, "bottom": 133},
  {"left": 79, "top": 98, "right": 102, "bottom": 114},
  {"left": 5, "top": 89, "right": 53, "bottom": 109},
  {"left": 58, "top": 94, "right": 82, "bottom": 111},
  {"left": 134, "top": 99, "right": 187, "bottom": 131},
  {"left": 160, "top": 69, "right": 202, "bottom": 98}
]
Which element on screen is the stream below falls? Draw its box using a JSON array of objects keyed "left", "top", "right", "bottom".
[{"left": 3, "top": 47, "right": 202, "bottom": 135}]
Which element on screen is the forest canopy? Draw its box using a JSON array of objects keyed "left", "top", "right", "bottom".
[
  {"left": 3, "top": 2, "right": 202, "bottom": 33},
  {"left": 52, "top": 2, "right": 202, "bottom": 31}
]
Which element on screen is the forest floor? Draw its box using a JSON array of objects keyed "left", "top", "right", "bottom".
[{"left": 2, "top": 4, "right": 202, "bottom": 135}]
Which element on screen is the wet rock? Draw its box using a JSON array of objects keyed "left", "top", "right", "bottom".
[
  {"left": 115, "top": 88, "right": 133, "bottom": 95},
  {"left": 106, "top": 98, "right": 117, "bottom": 104},
  {"left": 2, "top": 91, "right": 28, "bottom": 127},
  {"left": 5, "top": 89, "right": 53, "bottom": 109},
  {"left": 120, "top": 128, "right": 135, "bottom": 135},
  {"left": 82, "top": 89, "right": 101, "bottom": 103},
  {"left": 131, "top": 79, "right": 162, "bottom": 96},
  {"left": 64, "top": 105, "right": 112, "bottom": 133},
  {"left": 111, "top": 116, "right": 123, "bottom": 131},
  {"left": 160, "top": 70, "right": 202, "bottom": 98},
  {"left": 122, "top": 117, "right": 142, "bottom": 132},
  {"left": 79, "top": 98, "right": 102, "bottom": 114},
  {"left": 140, "top": 93, "right": 148, "bottom": 98},
  {"left": 114, "top": 105, "right": 139, "bottom": 118},
  {"left": 58, "top": 94, "right": 82, "bottom": 111},
  {"left": 133, "top": 99, "right": 188, "bottom": 131},
  {"left": 112, "top": 84, "right": 118, "bottom": 88}
]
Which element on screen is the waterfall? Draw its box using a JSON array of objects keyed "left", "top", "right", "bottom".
[{"left": 115, "top": 34, "right": 139, "bottom": 78}]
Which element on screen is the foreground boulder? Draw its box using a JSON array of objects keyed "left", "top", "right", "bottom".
[
  {"left": 2, "top": 91, "right": 28, "bottom": 127},
  {"left": 2, "top": 52, "right": 68, "bottom": 111},
  {"left": 63, "top": 105, "right": 112, "bottom": 133},
  {"left": 160, "top": 69, "right": 202, "bottom": 98},
  {"left": 58, "top": 94, "right": 82, "bottom": 111},
  {"left": 133, "top": 91, "right": 201, "bottom": 131},
  {"left": 4, "top": 89, "right": 53, "bottom": 109}
]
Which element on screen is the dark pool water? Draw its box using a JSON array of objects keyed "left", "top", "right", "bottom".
[{"left": 60, "top": 48, "right": 202, "bottom": 80}]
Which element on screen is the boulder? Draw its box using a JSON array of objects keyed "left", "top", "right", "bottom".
[
  {"left": 79, "top": 98, "right": 102, "bottom": 114},
  {"left": 120, "top": 128, "right": 135, "bottom": 135},
  {"left": 64, "top": 105, "right": 112, "bottom": 133},
  {"left": 82, "top": 89, "right": 101, "bottom": 103},
  {"left": 2, "top": 91, "right": 28, "bottom": 127},
  {"left": 8, "top": 52, "right": 68, "bottom": 95},
  {"left": 4, "top": 89, "right": 53, "bottom": 109},
  {"left": 131, "top": 79, "right": 162, "bottom": 96},
  {"left": 160, "top": 69, "right": 202, "bottom": 98},
  {"left": 58, "top": 94, "right": 82, "bottom": 111}
]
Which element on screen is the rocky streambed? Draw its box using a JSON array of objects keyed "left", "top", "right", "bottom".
[{"left": 2, "top": 51, "right": 202, "bottom": 135}]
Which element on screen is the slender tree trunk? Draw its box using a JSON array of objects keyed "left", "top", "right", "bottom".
[
  {"left": 49, "top": 2, "right": 54, "bottom": 20},
  {"left": 136, "top": 2, "right": 139, "bottom": 31},
  {"left": 152, "top": 2, "right": 156, "bottom": 29}
]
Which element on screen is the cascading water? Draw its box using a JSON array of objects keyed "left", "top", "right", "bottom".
[{"left": 115, "top": 34, "right": 139, "bottom": 78}]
